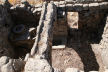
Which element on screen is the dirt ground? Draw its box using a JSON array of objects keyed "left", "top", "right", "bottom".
[{"left": 52, "top": 29, "right": 104, "bottom": 72}]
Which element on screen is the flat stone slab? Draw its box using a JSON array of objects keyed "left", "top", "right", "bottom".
[
  {"left": 65, "top": 68, "right": 79, "bottom": 72},
  {"left": 52, "top": 45, "right": 65, "bottom": 49}
]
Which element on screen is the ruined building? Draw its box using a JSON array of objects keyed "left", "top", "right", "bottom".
[{"left": 0, "top": 0, "right": 108, "bottom": 72}]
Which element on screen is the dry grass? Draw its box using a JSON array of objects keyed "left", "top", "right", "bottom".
[{"left": 8, "top": 0, "right": 44, "bottom": 5}]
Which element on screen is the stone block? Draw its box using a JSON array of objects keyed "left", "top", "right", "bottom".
[
  {"left": 52, "top": 45, "right": 65, "bottom": 49},
  {"left": 35, "top": 4, "right": 42, "bottom": 8},
  {"left": 65, "top": 68, "right": 79, "bottom": 72},
  {"left": 58, "top": 4, "right": 65, "bottom": 11},
  {"left": 54, "top": 1, "right": 59, "bottom": 7},
  {"left": 59, "top": 1, "right": 65, "bottom": 5},
  {"left": 89, "top": 71, "right": 99, "bottom": 72},
  {"left": 105, "top": 69, "right": 108, "bottom": 72},
  {"left": 89, "top": 3, "right": 99, "bottom": 10},
  {"left": 66, "top": 4, "right": 74, "bottom": 11},
  {"left": 65, "top": 0, "right": 74, "bottom": 4},
  {"left": 83, "top": 4, "right": 89, "bottom": 10},
  {"left": 99, "top": 2, "right": 108, "bottom": 9},
  {"left": 54, "top": 68, "right": 62, "bottom": 72},
  {"left": 73, "top": 4, "right": 83, "bottom": 11},
  {"left": 0, "top": 56, "right": 9, "bottom": 67}
]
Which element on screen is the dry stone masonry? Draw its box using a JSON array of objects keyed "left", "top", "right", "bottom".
[
  {"left": 0, "top": 0, "right": 107, "bottom": 72},
  {"left": 100, "top": 15, "right": 108, "bottom": 69},
  {"left": 24, "top": 2, "right": 56, "bottom": 72}
]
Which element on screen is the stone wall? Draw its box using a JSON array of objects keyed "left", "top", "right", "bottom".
[
  {"left": 6, "top": 0, "right": 108, "bottom": 5},
  {"left": 0, "top": 0, "right": 107, "bottom": 72},
  {"left": 100, "top": 15, "right": 108, "bottom": 69},
  {"left": 0, "top": 2, "right": 15, "bottom": 58},
  {"left": 24, "top": 2, "right": 56, "bottom": 72}
]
